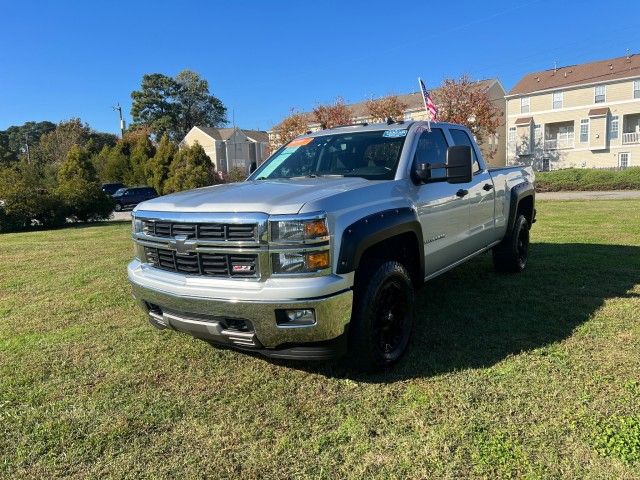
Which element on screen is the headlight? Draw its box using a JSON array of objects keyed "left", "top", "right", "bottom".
[
  {"left": 270, "top": 214, "right": 329, "bottom": 243},
  {"left": 271, "top": 250, "right": 330, "bottom": 274},
  {"left": 132, "top": 215, "right": 143, "bottom": 234}
]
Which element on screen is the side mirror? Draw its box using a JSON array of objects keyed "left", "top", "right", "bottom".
[
  {"left": 413, "top": 162, "right": 430, "bottom": 183},
  {"left": 446, "top": 146, "right": 473, "bottom": 184}
]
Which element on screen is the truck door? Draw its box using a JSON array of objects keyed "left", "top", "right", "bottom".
[
  {"left": 411, "top": 127, "right": 470, "bottom": 277},
  {"left": 448, "top": 128, "right": 496, "bottom": 252}
]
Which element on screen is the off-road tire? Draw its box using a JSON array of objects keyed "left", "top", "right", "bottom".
[
  {"left": 493, "top": 214, "right": 530, "bottom": 273},
  {"left": 349, "top": 260, "right": 415, "bottom": 371}
]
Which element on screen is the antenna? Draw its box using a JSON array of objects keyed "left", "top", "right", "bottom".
[{"left": 112, "top": 103, "right": 125, "bottom": 138}]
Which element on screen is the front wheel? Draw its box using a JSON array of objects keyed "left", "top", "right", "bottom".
[
  {"left": 493, "top": 214, "right": 530, "bottom": 273},
  {"left": 349, "top": 260, "right": 415, "bottom": 370},
  {"left": 114, "top": 203, "right": 122, "bottom": 212}
]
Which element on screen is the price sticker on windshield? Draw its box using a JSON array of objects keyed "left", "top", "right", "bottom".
[
  {"left": 383, "top": 129, "right": 407, "bottom": 138},
  {"left": 287, "top": 137, "right": 314, "bottom": 147}
]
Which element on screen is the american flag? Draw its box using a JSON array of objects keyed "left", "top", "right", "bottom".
[{"left": 418, "top": 77, "right": 438, "bottom": 126}]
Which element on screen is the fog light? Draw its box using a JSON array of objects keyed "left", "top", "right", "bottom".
[{"left": 276, "top": 308, "right": 316, "bottom": 327}]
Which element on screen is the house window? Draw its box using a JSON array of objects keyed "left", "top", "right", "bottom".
[
  {"left": 634, "top": 80, "right": 640, "bottom": 99},
  {"left": 609, "top": 115, "right": 619, "bottom": 140},
  {"left": 533, "top": 125, "right": 542, "bottom": 149},
  {"left": 552, "top": 92, "right": 563, "bottom": 109},
  {"left": 521, "top": 96, "right": 530, "bottom": 113},
  {"left": 619, "top": 152, "right": 630, "bottom": 168},
  {"left": 508, "top": 127, "right": 516, "bottom": 143},
  {"left": 580, "top": 119, "right": 589, "bottom": 143},
  {"left": 594, "top": 85, "right": 606, "bottom": 103}
]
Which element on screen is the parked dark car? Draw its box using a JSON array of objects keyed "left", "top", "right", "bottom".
[
  {"left": 112, "top": 187, "right": 158, "bottom": 211},
  {"left": 102, "top": 183, "right": 126, "bottom": 196}
]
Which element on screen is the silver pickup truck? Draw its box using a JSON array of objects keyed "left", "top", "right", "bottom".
[{"left": 128, "top": 121, "right": 535, "bottom": 369}]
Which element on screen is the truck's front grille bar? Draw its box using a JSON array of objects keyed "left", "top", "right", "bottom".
[
  {"left": 144, "top": 247, "right": 258, "bottom": 278},
  {"left": 142, "top": 220, "right": 257, "bottom": 242}
]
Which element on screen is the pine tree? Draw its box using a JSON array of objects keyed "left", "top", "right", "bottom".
[
  {"left": 147, "top": 134, "right": 177, "bottom": 193},
  {"left": 129, "top": 135, "right": 155, "bottom": 185},
  {"left": 163, "top": 142, "right": 213, "bottom": 194},
  {"left": 58, "top": 145, "right": 97, "bottom": 183}
]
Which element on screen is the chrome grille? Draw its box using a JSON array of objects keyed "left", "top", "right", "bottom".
[
  {"left": 142, "top": 220, "right": 257, "bottom": 242},
  {"left": 144, "top": 247, "right": 258, "bottom": 278}
]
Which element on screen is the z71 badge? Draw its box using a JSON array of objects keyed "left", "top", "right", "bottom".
[{"left": 232, "top": 265, "right": 253, "bottom": 273}]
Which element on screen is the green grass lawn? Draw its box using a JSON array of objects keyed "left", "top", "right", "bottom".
[{"left": 1, "top": 201, "right": 639, "bottom": 479}]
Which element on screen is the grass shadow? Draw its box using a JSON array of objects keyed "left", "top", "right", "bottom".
[{"left": 287, "top": 242, "right": 640, "bottom": 382}]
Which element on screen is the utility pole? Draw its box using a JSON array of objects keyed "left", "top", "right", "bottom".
[{"left": 113, "top": 103, "right": 125, "bottom": 138}]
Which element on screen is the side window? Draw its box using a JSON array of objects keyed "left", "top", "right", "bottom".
[
  {"left": 449, "top": 129, "right": 481, "bottom": 173},
  {"left": 413, "top": 128, "right": 449, "bottom": 179}
]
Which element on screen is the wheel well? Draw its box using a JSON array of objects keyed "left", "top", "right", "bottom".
[
  {"left": 356, "top": 232, "right": 422, "bottom": 286},
  {"left": 517, "top": 195, "right": 534, "bottom": 227}
]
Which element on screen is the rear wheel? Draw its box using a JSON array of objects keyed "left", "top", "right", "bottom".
[
  {"left": 349, "top": 260, "right": 414, "bottom": 370},
  {"left": 493, "top": 214, "right": 530, "bottom": 273},
  {"left": 114, "top": 203, "right": 122, "bottom": 212}
]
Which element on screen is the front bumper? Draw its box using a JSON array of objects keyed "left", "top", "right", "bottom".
[{"left": 128, "top": 260, "right": 353, "bottom": 359}]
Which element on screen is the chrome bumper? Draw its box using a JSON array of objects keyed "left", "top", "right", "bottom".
[{"left": 128, "top": 262, "right": 353, "bottom": 352}]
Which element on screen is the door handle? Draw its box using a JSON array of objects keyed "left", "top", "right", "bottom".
[
  {"left": 483, "top": 183, "right": 494, "bottom": 191},
  {"left": 456, "top": 189, "right": 469, "bottom": 198}
]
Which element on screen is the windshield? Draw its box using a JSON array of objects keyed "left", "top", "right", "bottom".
[{"left": 250, "top": 129, "right": 407, "bottom": 181}]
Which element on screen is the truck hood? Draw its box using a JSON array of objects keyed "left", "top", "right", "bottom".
[{"left": 134, "top": 177, "right": 372, "bottom": 215}]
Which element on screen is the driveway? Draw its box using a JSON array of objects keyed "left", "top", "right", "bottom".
[
  {"left": 537, "top": 190, "right": 640, "bottom": 201},
  {"left": 110, "top": 211, "right": 132, "bottom": 222}
]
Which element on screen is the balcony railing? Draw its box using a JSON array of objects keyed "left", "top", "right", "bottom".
[
  {"left": 544, "top": 138, "right": 574, "bottom": 150},
  {"left": 622, "top": 132, "right": 640, "bottom": 145}
]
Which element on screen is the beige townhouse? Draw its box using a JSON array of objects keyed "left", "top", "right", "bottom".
[
  {"left": 182, "top": 126, "right": 269, "bottom": 174},
  {"left": 506, "top": 53, "right": 640, "bottom": 170},
  {"left": 269, "top": 79, "right": 507, "bottom": 166}
]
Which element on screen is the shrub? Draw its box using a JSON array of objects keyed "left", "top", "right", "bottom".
[
  {"left": 225, "top": 167, "right": 248, "bottom": 183},
  {"left": 57, "top": 178, "right": 114, "bottom": 222},
  {"left": 535, "top": 167, "right": 640, "bottom": 192},
  {"left": 0, "top": 168, "right": 66, "bottom": 232},
  {"left": 57, "top": 146, "right": 114, "bottom": 222}
]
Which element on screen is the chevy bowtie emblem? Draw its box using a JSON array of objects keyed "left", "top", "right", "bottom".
[{"left": 169, "top": 235, "right": 196, "bottom": 255}]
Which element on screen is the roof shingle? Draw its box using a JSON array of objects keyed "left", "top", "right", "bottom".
[
  {"left": 196, "top": 126, "right": 269, "bottom": 143},
  {"left": 508, "top": 54, "right": 640, "bottom": 96}
]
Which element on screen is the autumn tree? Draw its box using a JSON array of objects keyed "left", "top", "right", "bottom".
[
  {"left": 163, "top": 142, "right": 214, "bottom": 194},
  {"left": 435, "top": 75, "right": 502, "bottom": 157},
  {"left": 312, "top": 97, "right": 352, "bottom": 129},
  {"left": 365, "top": 95, "right": 408, "bottom": 122},
  {"left": 28, "top": 118, "right": 117, "bottom": 168},
  {"left": 270, "top": 110, "right": 309, "bottom": 151}
]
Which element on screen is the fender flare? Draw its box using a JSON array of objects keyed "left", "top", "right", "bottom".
[
  {"left": 336, "top": 207, "right": 424, "bottom": 277},
  {"left": 507, "top": 181, "right": 535, "bottom": 233}
]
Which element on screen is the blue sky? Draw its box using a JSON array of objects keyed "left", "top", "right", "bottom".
[{"left": 1, "top": 0, "right": 639, "bottom": 134}]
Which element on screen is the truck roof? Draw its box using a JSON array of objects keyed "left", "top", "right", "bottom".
[{"left": 302, "top": 120, "right": 469, "bottom": 138}]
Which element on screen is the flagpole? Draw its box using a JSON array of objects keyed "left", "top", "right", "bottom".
[{"left": 418, "top": 77, "right": 431, "bottom": 132}]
